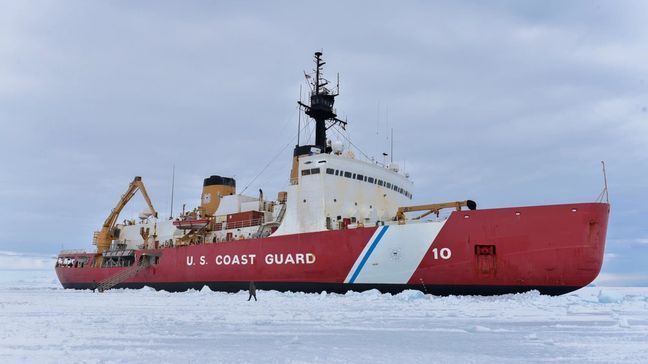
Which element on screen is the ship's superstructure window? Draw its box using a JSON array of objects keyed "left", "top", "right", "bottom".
[
  {"left": 302, "top": 164, "right": 413, "bottom": 199},
  {"left": 301, "top": 168, "right": 320, "bottom": 176}
]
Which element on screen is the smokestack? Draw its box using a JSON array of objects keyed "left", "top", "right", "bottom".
[{"left": 200, "top": 175, "right": 236, "bottom": 216}]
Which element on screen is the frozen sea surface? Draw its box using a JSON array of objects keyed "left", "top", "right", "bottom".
[{"left": 1, "top": 270, "right": 647, "bottom": 363}]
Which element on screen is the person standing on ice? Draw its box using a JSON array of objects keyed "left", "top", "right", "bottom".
[{"left": 248, "top": 281, "right": 257, "bottom": 301}]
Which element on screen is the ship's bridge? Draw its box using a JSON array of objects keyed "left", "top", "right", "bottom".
[{"left": 273, "top": 151, "right": 413, "bottom": 236}]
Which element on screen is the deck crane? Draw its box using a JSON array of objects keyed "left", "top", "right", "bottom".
[
  {"left": 94, "top": 176, "right": 157, "bottom": 259},
  {"left": 396, "top": 200, "right": 477, "bottom": 224}
]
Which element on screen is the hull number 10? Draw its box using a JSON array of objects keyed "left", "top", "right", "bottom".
[{"left": 432, "top": 247, "right": 452, "bottom": 260}]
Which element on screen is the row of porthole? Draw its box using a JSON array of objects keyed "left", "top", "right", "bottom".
[
  {"left": 300, "top": 167, "right": 412, "bottom": 199},
  {"left": 303, "top": 198, "right": 373, "bottom": 210},
  {"left": 462, "top": 207, "right": 579, "bottom": 219}
]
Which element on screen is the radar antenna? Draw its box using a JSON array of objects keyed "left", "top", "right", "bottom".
[{"left": 297, "top": 51, "right": 348, "bottom": 153}]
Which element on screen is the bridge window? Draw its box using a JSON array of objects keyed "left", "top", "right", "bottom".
[
  {"left": 317, "top": 166, "right": 411, "bottom": 198},
  {"left": 301, "top": 169, "right": 311, "bottom": 176}
]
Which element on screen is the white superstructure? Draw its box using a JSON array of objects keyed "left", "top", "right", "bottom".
[{"left": 274, "top": 151, "right": 412, "bottom": 235}]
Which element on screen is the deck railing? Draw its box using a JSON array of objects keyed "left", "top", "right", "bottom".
[{"left": 214, "top": 218, "right": 265, "bottom": 231}]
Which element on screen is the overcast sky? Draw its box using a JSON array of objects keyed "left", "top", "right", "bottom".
[{"left": 1, "top": 1, "right": 646, "bottom": 284}]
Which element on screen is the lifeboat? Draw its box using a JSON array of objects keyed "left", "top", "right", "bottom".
[{"left": 173, "top": 218, "right": 210, "bottom": 230}]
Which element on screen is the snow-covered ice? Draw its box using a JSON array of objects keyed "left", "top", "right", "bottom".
[{"left": 1, "top": 270, "right": 647, "bottom": 363}]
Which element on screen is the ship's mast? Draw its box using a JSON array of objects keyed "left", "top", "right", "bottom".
[{"left": 298, "top": 51, "right": 346, "bottom": 153}]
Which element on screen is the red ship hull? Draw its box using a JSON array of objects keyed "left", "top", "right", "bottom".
[{"left": 56, "top": 202, "right": 609, "bottom": 296}]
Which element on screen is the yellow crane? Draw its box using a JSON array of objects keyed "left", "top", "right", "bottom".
[
  {"left": 94, "top": 176, "right": 157, "bottom": 257},
  {"left": 396, "top": 200, "right": 476, "bottom": 224}
]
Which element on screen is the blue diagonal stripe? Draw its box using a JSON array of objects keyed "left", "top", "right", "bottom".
[{"left": 349, "top": 226, "right": 389, "bottom": 284}]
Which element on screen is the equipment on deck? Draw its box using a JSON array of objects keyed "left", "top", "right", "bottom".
[{"left": 94, "top": 177, "right": 157, "bottom": 257}]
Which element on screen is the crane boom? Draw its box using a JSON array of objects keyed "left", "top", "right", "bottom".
[
  {"left": 396, "top": 200, "right": 476, "bottom": 224},
  {"left": 95, "top": 176, "right": 157, "bottom": 255}
]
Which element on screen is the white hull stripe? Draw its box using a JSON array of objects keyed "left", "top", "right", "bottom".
[
  {"left": 348, "top": 226, "right": 389, "bottom": 284},
  {"left": 345, "top": 220, "right": 447, "bottom": 284}
]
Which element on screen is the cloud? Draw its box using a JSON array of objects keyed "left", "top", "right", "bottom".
[
  {"left": 0, "top": 251, "right": 55, "bottom": 270},
  {"left": 609, "top": 238, "right": 648, "bottom": 246},
  {"left": 593, "top": 273, "right": 648, "bottom": 287}
]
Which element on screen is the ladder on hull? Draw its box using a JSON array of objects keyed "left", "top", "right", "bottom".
[{"left": 97, "top": 258, "right": 152, "bottom": 292}]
